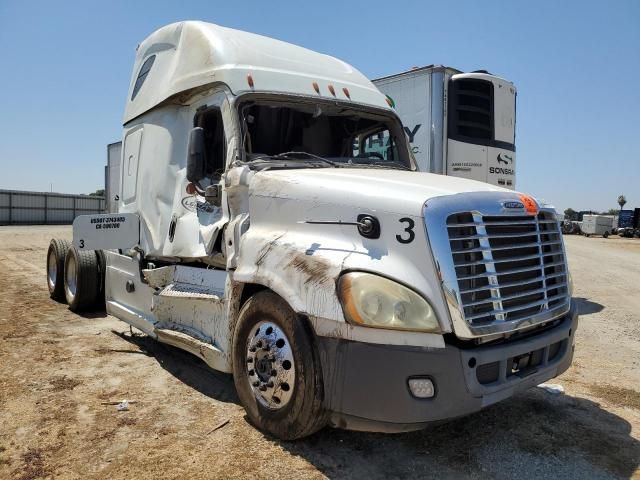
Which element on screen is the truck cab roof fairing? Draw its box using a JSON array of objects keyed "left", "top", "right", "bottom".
[{"left": 123, "top": 21, "right": 390, "bottom": 125}]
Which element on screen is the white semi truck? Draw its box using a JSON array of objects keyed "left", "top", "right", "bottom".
[
  {"left": 46, "top": 21, "right": 576, "bottom": 440},
  {"left": 373, "top": 66, "right": 517, "bottom": 189}
]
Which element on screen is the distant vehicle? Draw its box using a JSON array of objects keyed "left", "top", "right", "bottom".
[
  {"left": 618, "top": 227, "right": 640, "bottom": 238},
  {"left": 581, "top": 215, "right": 613, "bottom": 238},
  {"left": 561, "top": 220, "right": 581, "bottom": 235},
  {"left": 617, "top": 209, "right": 634, "bottom": 229},
  {"left": 372, "top": 66, "right": 517, "bottom": 189}
]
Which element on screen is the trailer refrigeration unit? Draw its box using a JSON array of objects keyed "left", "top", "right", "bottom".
[
  {"left": 373, "top": 66, "right": 517, "bottom": 189},
  {"left": 46, "top": 21, "right": 577, "bottom": 440}
]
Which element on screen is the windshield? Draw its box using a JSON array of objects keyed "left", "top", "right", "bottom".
[{"left": 237, "top": 97, "right": 414, "bottom": 170}]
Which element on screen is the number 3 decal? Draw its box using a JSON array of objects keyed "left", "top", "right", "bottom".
[
  {"left": 79, "top": 239, "right": 85, "bottom": 248},
  {"left": 396, "top": 217, "right": 415, "bottom": 244}
]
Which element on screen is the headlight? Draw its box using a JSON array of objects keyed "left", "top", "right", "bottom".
[{"left": 337, "top": 272, "right": 440, "bottom": 333}]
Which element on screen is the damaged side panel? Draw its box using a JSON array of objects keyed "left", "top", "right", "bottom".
[
  {"left": 136, "top": 263, "right": 232, "bottom": 371},
  {"left": 232, "top": 183, "right": 451, "bottom": 347},
  {"left": 148, "top": 267, "right": 227, "bottom": 339}
]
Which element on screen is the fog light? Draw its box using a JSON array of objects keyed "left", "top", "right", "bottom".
[{"left": 408, "top": 377, "right": 435, "bottom": 398}]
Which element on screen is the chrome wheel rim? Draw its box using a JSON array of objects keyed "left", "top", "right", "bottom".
[
  {"left": 65, "top": 254, "right": 77, "bottom": 301},
  {"left": 246, "top": 321, "right": 295, "bottom": 410},
  {"left": 47, "top": 251, "right": 57, "bottom": 290}
]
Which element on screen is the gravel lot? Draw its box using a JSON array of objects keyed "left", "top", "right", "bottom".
[{"left": 0, "top": 226, "right": 638, "bottom": 479}]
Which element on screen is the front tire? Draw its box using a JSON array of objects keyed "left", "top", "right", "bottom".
[
  {"left": 64, "top": 246, "right": 100, "bottom": 312},
  {"left": 232, "top": 291, "right": 327, "bottom": 440}
]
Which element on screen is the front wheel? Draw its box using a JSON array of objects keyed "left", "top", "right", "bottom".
[
  {"left": 603, "top": 231, "right": 609, "bottom": 238},
  {"left": 232, "top": 291, "right": 327, "bottom": 440}
]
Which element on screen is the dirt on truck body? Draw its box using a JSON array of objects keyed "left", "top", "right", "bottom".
[{"left": 0, "top": 226, "right": 638, "bottom": 479}]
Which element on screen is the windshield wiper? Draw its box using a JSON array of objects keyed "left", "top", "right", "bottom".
[
  {"left": 236, "top": 155, "right": 337, "bottom": 171},
  {"left": 373, "top": 161, "right": 410, "bottom": 170},
  {"left": 273, "top": 151, "right": 340, "bottom": 167},
  {"left": 351, "top": 161, "right": 410, "bottom": 171}
]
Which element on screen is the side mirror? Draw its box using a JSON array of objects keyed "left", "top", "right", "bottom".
[{"left": 187, "top": 127, "right": 206, "bottom": 183}]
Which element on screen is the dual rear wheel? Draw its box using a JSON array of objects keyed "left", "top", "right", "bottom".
[{"left": 46, "top": 238, "right": 105, "bottom": 311}]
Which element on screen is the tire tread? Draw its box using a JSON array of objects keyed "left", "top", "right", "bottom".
[
  {"left": 47, "top": 238, "right": 71, "bottom": 301},
  {"left": 65, "top": 246, "right": 100, "bottom": 312}
]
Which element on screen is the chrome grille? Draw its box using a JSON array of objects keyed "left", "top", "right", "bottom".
[{"left": 446, "top": 211, "right": 569, "bottom": 327}]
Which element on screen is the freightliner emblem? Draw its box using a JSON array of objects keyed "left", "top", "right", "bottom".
[{"left": 502, "top": 201, "right": 524, "bottom": 209}]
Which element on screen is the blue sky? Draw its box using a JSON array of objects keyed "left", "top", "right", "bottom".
[{"left": 0, "top": 0, "right": 638, "bottom": 212}]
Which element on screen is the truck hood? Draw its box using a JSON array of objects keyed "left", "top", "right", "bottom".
[{"left": 250, "top": 168, "right": 510, "bottom": 216}]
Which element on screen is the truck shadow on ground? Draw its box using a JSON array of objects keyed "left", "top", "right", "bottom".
[
  {"left": 282, "top": 390, "right": 640, "bottom": 479},
  {"left": 77, "top": 309, "right": 108, "bottom": 319},
  {"left": 113, "top": 330, "right": 638, "bottom": 479},
  {"left": 112, "top": 329, "right": 238, "bottom": 404},
  {"left": 574, "top": 297, "right": 605, "bottom": 316}
]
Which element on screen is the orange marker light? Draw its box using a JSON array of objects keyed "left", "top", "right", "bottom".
[
  {"left": 328, "top": 84, "right": 336, "bottom": 97},
  {"left": 186, "top": 182, "right": 197, "bottom": 195},
  {"left": 247, "top": 74, "right": 254, "bottom": 88},
  {"left": 312, "top": 82, "right": 320, "bottom": 94},
  {"left": 518, "top": 193, "right": 539, "bottom": 214},
  {"left": 342, "top": 87, "right": 351, "bottom": 99}
]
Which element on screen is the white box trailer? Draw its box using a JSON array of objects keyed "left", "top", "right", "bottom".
[
  {"left": 373, "top": 66, "right": 517, "bottom": 189},
  {"left": 45, "top": 21, "right": 576, "bottom": 440},
  {"left": 581, "top": 215, "right": 613, "bottom": 237}
]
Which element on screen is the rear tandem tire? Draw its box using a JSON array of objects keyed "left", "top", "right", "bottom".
[
  {"left": 47, "top": 238, "right": 71, "bottom": 302},
  {"left": 64, "top": 245, "right": 100, "bottom": 312},
  {"left": 603, "top": 231, "right": 609, "bottom": 238},
  {"left": 232, "top": 291, "right": 328, "bottom": 440}
]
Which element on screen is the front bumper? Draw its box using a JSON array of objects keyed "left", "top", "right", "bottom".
[{"left": 316, "top": 302, "right": 578, "bottom": 433}]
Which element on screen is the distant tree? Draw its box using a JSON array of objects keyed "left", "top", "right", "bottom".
[
  {"left": 89, "top": 189, "right": 105, "bottom": 197},
  {"left": 564, "top": 208, "right": 577, "bottom": 220},
  {"left": 604, "top": 209, "right": 618, "bottom": 216},
  {"left": 618, "top": 195, "right": 627, "bottom": 209}
]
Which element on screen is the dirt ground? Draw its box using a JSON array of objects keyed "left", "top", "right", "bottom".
[{"left": 0, "top": 226, "right": 638, "bottom": 480}]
